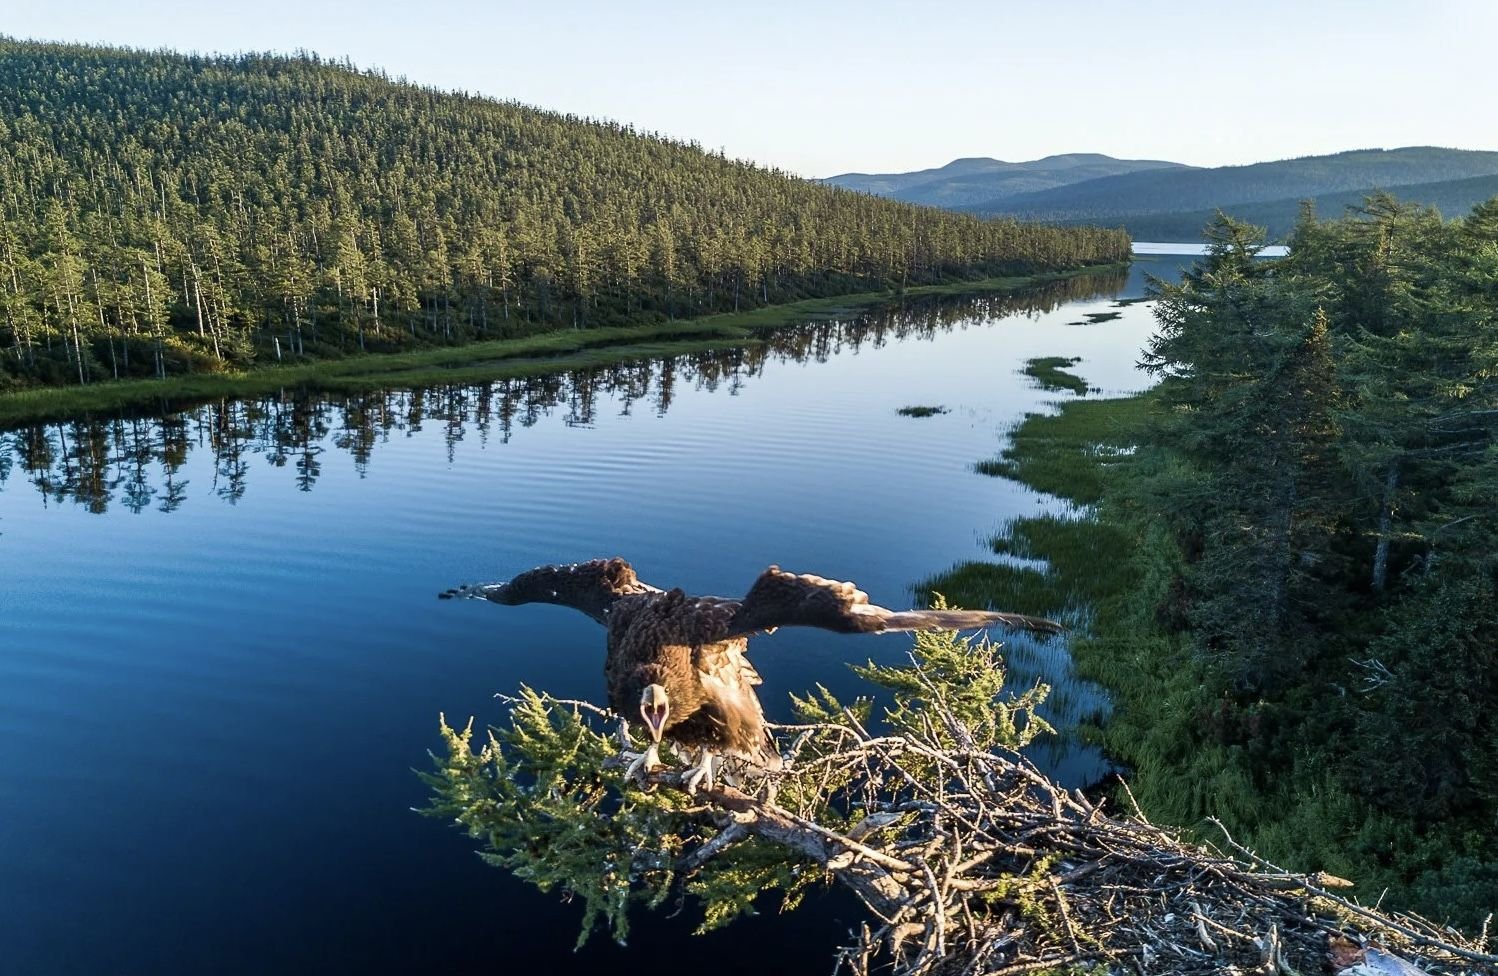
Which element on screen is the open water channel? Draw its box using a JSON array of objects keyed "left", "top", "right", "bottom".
[{"left": 0, "top": 254, "right": 1194, "bottom": 974}]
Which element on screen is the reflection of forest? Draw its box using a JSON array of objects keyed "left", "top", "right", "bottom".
[{"left": 0, "top": 275, "right": 1122, "bottom": 514}]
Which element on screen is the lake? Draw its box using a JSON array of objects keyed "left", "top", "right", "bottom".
[
  {"left": 0, "top": 255, "right": 1193, "bottom": 975},
  {"left": 1133, "top": 240, "right": 1290, "bottom": 257}
]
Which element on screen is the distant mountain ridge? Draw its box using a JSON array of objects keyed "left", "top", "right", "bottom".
[
  {"left": 829, "top": 147, "right": 1498, "bottom": 240},
  {"left": 824, "top": 153, "right": 1191, "bottom": 208},
  {"left": 1084, "top": 171, "right": 1498, "bottom": 242}
]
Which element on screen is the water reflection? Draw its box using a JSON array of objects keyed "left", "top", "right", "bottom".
[
  {"left": 1, "top": 268, "right": 1163, "bottom": 976},
  {"left": 0, "top": 273, "right": 1123, "bottom": 515}
]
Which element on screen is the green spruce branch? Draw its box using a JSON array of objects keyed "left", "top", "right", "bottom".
[{"left": 420, "top": 616, "right": 1494, "bottom": 976}]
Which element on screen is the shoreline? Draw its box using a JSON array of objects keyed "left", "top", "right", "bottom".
[
  {"left": 917, "top": 389, "right": 1159, "bottom": 774},
  {"left": 0, "top": 264, "right": 1125, "bottom": 427}
]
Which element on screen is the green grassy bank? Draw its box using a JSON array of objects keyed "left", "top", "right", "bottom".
[
  {"left": 0, "top": 265, "right": 1122, "bottom": 427},
  {"left": 921, "top": 382, "right": 1498, "bottom": 926},
  {"left": 920, "top": 388, "right": 1308, "bottom": 868},
  {"left": 919, "top": 392, "right": 1155, "bottom": 627}
]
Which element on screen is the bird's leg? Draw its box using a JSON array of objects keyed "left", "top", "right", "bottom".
[
  {"left": 624, "top": 741, "right": 662, "bottom": 783},
  {"left": 616, "top": 716, "right": 654, "bottom": 780},
  {"left": 683, "top": 748, "right": 718, "bottom": 793}
]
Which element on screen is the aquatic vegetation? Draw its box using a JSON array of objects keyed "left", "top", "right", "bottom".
[
  {"left": 1021, "top": 356, "right": 1090, "bottom": 395},
  {"left": 896, "top": 405, "right": 948, "bottom": 417}
]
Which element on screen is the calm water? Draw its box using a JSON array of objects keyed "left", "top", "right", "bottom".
[
  {"left": 0, "top": 259, "right": 1190, "bottom": 975},
  {"left": 1134, "top": 240, "right": 1290, "bottom": 257}
]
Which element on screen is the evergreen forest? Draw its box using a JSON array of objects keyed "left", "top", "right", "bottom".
[
  {"left": 1081, "top": 200, "right": 1498, "bottom": 921},
  {"left": 0, "top": 39, "right": 1128, "bottom": 392}
]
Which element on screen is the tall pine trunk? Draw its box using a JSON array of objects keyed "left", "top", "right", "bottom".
[{"left": 1371, "top": 463, "right": 1399, "bottom": 592}]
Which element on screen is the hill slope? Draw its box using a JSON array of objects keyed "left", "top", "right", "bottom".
[
  {"left": 0, "top": 39, "right": 1128, "bottom": 391},
  {"left": 824, "top": 153, "right": 1189, "bottom": 208},
  {"left": 965, "top": 146, "right": 1498, "bottom": 223}
]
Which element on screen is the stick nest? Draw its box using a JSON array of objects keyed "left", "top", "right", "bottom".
[{"left": 424, "top": 628, "right": 1495, "bottom": 975}]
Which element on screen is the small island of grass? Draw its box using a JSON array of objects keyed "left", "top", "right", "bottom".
[
  {"left": 897, "top": 405, "right": 949, "bottom": 418},
  {"left": 1067, "top": 310, "right": 1125, "bottom": 325},
  {"left": 1021, "top": 356, "right": 1090, "bottom": 396}
]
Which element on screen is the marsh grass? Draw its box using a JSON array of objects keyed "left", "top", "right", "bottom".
[
  {"left": 897, "top": 405, "right": 948, "bottom": 418},
  {"left": 918, "top": 384, "right": 1162, "bottom": 782},
  {"left": 1067, "top": 312, "right": 1126, "bottom": 326},
  {"left": 941, "top": 392, "right": 1158, "bottom": 621},
  {"left": 918, "top": 513, "right": 1134, "bottom": 626},
  {"left": 971, "top": 395, "right": 1153, "bottom": 504},
  {"left": 1021, "top": 356, "right": 1090, "bottom": 396}
]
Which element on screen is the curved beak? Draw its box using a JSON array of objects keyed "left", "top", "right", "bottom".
[{"left": 639, "top": 684, "right": 669, "bottom": 742}]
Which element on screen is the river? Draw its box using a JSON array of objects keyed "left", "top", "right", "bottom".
[{"left": 0, "top": 254, "right": 1195, "bottom": 975}]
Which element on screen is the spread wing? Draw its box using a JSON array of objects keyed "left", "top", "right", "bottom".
[
  {"left": 438, "top": 557, "right": 662, "bottom": 624},
  {"left": 720, "top": 566, "right": 1064, "bottom": 638}
]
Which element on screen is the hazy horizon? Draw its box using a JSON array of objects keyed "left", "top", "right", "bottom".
[
  {"left": 817, "top": 145, "right": 1496, "bottom": 179},
  {"left": 7, "top": 0, "right": 1498, "bottom": 178}
]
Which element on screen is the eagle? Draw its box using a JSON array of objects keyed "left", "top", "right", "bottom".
[{"left": 440, "top": 558, "right": 1062, "bottom": 791}]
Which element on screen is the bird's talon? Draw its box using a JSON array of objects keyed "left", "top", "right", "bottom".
[
  {"left": 622, "top": 742, "right": 662, "bottom": 784},
  {"left": 683, "top": 750, "right": 718, "bottom": 794}
]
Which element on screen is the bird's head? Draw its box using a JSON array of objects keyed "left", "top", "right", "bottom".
[{"left": 639, "top": 683, "right": 670, "bottom": 743}]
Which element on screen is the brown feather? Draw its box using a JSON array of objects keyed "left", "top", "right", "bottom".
[
  {"left": 445, "top": 558, "right": 1060, "bottom": 768},
  {"left": 723, "top": 566, "right": 1065, "bottom": 637}
]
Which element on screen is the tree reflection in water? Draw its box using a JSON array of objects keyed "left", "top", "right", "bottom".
[{"left": 0, "top": 274, "right": 1123, "bottom": 514}]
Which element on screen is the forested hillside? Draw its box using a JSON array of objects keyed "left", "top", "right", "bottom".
[
  {"left": 823, "top": 153, "right": 1188, "bottom": 208},
  {"left": 966, "top": 147, "right": 1498, "bottom": 223},
  {"left": 0, "top": 39, "right": 1128, "bottom": 392},
  {"left": 1112, "top": 202, "right": 1498, "bottom": 921}
]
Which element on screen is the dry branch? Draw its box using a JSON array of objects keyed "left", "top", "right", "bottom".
[
  {"left": 626, "top": 713, "right": 1495, "bottom": 976},
  {"left": 431, "top": 634, "right": 1494, "bottom": 976}
]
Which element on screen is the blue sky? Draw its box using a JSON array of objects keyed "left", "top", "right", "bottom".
[{"left": 7, "top": 0, "right": 1497, "bottom": 177}]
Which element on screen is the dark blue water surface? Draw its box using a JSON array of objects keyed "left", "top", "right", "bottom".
[{"left": 0, "top": 260, "right": 1188, "bottom": 975}]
